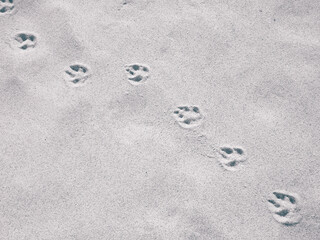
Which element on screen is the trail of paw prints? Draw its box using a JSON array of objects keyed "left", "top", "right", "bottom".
[
  {"left": 125, "top": 63, "right": 149, "bottom": 85},
  {"left": 267, "top": 190, "right": 302, "bottom": 226},
  {"left": 64, "top": 63, "right": 91, "bottom": 87},
  {"left": 14, "top": 32, "right": 37, "bottom": 50},
  {"left": 173, "top": 105, "right": 204, "bottom": 129},
  {"left": 217, "top": 146, "right": 246, "bottom": 171},
  {"left": 0, "top": 0, "right": 14, "bottom": 14}
]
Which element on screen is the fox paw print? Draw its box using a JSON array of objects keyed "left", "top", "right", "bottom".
[
  {"left": 267, "top": 190, "right": 302, "bottom": 226},
  {"left": 125, "top": 63, "right": 150, "bottom": 85},
  {"left": 173, "top": 105, "right": 204, "bottom": 129},
  {"left": 217, "top": 146, "right": 246, "bottom": 171}
]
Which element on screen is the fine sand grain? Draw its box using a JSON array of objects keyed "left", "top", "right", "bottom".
[{"left": 0, "top": 0, "right": 320, "bottom": 239}]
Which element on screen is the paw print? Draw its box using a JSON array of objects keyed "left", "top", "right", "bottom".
[
  {"left": 125, "top": 63, "right": 150, "bottom": 85},
  {"left": 173, "top": 106, "right": 204, "bottom": 129},
  {"left": 217, "top": 146, "right": 246, "bottom": 171},
  {"left": 64, "top": 63, "right": 91, "bottom": 87},
  {"left": 14, "top": 32, "right": 37, "bottom": 50},
  {"left": 0, "top": 0, "right": 14, "bottom": 14},
  {"left": 267, "top": 190, "right": 302, "bottom": 226}
]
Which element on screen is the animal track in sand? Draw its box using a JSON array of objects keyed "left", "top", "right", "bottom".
[
  {"left": 173, "top": 105, "right": 204, "bottom": 129},
  {"left": 267, "top": 190, "right": 302, "bottom": 226},
  {"left": 14, "top": 32, "right": 37, "bottom": 50},
  {"left": 0, "top": 0, "right": 14, "bottom": 14},
  {"left": 125, "top": 63, "right": 150, "bottom": 85},
  {"left": 217, "top": 146, "right": 246, "bottom": 171},
  {"left": 64, "top": 63, "right": 91, "bottom": 87}
]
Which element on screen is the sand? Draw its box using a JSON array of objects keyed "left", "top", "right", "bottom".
[{"left": 0, "top": 0, "right": 320, "bottom": 239}]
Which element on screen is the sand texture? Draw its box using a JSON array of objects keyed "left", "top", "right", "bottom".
[{"left": 1, "top": 0, "right": 320, "bottom": 239}]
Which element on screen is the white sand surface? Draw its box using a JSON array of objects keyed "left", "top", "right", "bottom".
[{"left": 0, "top": 0, "right": 320, "bottom": 239}]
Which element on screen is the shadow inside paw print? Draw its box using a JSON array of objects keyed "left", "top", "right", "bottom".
[
  {"left": 218, "top": 146, "right": 246, "bottom": 171},
  {"left": 64, "top": 63, "right": 91, "bottom": 87},
  {"left": 173, "top": 105, "right": 204, "bottom": 129},
  {"left": 0, "top": 0, "right": 14, "bottom": 14},
  {"left": 125, "top": 63, "right": 149, "bottom": 85},
  {"left": 267, "top": 190, "right": 302, "bottom": 226},
  {"left": 14, "top": 33, "right": 37, "bottom": 50}
]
